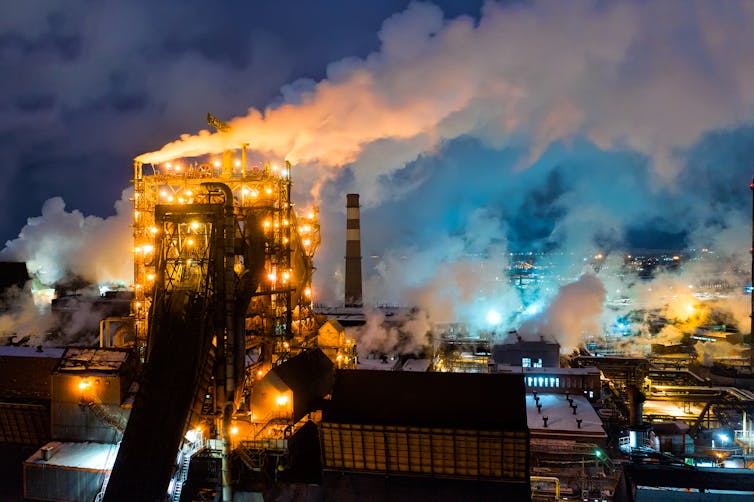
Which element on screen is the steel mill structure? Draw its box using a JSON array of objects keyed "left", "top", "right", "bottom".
[{"left": 105, "top": 131, "right": 334, "bottom": 500}]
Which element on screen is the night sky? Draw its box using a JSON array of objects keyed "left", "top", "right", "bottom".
[{"left": 2, "top": 1, "right": 754, "bottom": 310}]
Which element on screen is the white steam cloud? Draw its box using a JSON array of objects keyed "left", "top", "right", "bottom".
[
  {"left": 0, "top": 189, "right": 133, "bottom": 287},
  {"left": 519, "top": 273, "right": 607, "bottom": 352},
  {"left": 137, "top": 1, "right": 754, "bottom": 205}
]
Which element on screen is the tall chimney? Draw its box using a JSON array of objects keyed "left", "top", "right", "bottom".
[
  {"left": 345, "top": 194, "right": 363, "bottom": 308},
  {"left": 750, "top": 177, "right": 754, "bottom": 373}
]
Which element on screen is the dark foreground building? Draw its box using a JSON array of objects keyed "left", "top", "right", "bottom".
[{"left": 319, "top": 370, "right": 531, "bottom": 501}]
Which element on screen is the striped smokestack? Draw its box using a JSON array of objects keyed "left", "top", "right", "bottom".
[{"left": 345, "top": 193, "right": 363, "bottom": 308}]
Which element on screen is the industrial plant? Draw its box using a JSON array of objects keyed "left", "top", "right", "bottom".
[{"left": 2, "top": 131, "right": 754, "bottom": 502}]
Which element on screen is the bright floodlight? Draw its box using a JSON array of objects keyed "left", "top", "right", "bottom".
[{"left": 486, "top": 309, "right": 501, "bottom": 326}]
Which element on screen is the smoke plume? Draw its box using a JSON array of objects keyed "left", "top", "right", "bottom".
[
  {"left": 0, "top": 189, "right": 133, "bottom": 287},
  {"left": 518, "top": 273, "right": 607, "bottom": 351}
]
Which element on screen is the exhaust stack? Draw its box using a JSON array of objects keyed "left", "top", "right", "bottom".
[
  {"left": 345, "top": 194, "right": 363, "bottom": 308},
  {"left": 750, "top": 177, "right": 754, "bottom": 373}
]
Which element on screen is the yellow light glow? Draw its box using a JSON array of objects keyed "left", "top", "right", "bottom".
[
  {"left": 307, "top": 211, "right": 314, "bottom": 220},
  {"left": 303, "top": 239, "right": 311, "bottom": 247},
  {"left": 272, "top": 164, "right": 279, "bottom": 171},
  {"left": 190, "top": 221, "right": 199, "bottom": 230},
  {"left": 230, "top": 426, "right": 238, "bottom": 435},
  {"left": 167, "top": 195, "right": 174, "bottom": 202},
  {"left": 150, "top": 226, "right": 159, "bottom": 234},
  {"left": 174, "top": 164, "right": 182, "bottom": 172},
  {"left": 147, "top": 273, "right": 155, "bottom": 281},
  {"left": 263, "top": 220, "right": 271, "bottom": 229},
  {"left": 165, "top": 162, "right": 172, "bottom": 168},
  {"left": 265, "top": 187, "right": 272, "bottom": 195},
  {"left": 257, "top": 369, "right": 263, "bottom": 377},
  {"left": 242, "top": 187, "right": 248, "bottom": 195},
  {"left": 304, "top": 287, "right": 312, "bottom": 298},
  {"left": 282, "top": 237, "right": 289, "bottom": 244},
  {"left": 186, "top": 238, "right": 195, "bottom": 246},
  {"left": 282, "top": 271, "right": 290, "bottom": 282},
  {"left": 78, "top": 379, "right": 91, "bottom": 390},
  {"left": 267, "top": 272, "right": 276, "bottom": 281},
  {"left": 185, "top": 190, "right": 193, "bottom": 196},
  {"left": 177, "top": 197, "right": 185, "bottom": 204},
  {"left": 276, "top": 394, "right": 288, "bottom": 406},
  {"left": 186, "top": 259, "right": 193, "bottom": 265},
  {"left": 234, "top": 160, "right": 241, "bottom": 167},
  {"left": 282, "top": 219, "right": 288, "bottom": 226},
  {"left": 160, "top": 190, "right": 167, "bottom": 197},
  {"left": 301, "top": 225, "right": 311, "bottom": 233},
  {"left": 142, "top": 244, "right": 154, "bottom": 253}
]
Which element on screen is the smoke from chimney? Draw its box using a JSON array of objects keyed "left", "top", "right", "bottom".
[{"left": 345, "top": 193, "right": 363, "bottom": 308}]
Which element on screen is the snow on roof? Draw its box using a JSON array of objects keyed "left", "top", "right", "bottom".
[
  {"left": 402, "top": 359, "right": 431, "bottom": 372},
  {"left": 526, "top": 394, "right": 605, "bottom": 435},
  {"left": 26, "top": 441, "right": 119, "bottom": 470},
  {"left": 56, "top": 347, "right": 130, "bottom": 373},
  {"left": 0, "top": 346, "right": 65, "bottom": 359},
  {"left": 357, "top": 355, "right": 400, "bottom": 371}
]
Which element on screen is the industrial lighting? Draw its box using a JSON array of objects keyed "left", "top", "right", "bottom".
[
  {"left": 78, "top": 379, "right": 91, "bottom": 391},
  {"left": 190, "top": 221, "right": 199, "bottom": 230},
  {"left": 146, "top": 274, "right": 155, "bottom": 281},
  {"left": 304, "top": 287, "right": 312, "bottom": 298},
  {"left": 230, "top": 426, "right": 238, "bottom": 435},
  {"left": 276, "top": 394, "right": 288, "bottom": 406},
  {"left": 265, "top": 187, "right": 272, "bottom": 195},
  {"left": 186, "top": 238, "right": 195, "bottom": 246},
  {"left": 213, "top": 160, "right": 221, "bottom": 168},
  {"left": 185, "top": 190, "right": 193, "bottom": 197},
  {"left": 486, "top": 309, "right": 501, "bottom": 326},
  {"left": 303, "top": 239, "right": 311, "bottom": 247},
  {"left": 234, "top": 160, "right": 241, "bottom": 167}
]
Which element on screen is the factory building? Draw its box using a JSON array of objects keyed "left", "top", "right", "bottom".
[
  {"left": 21, "top": 347, "right": 137, "bottom": 501},
  {"left": 319, "top": 369, "right": 531, "bottom": 500},
  {"left": 492, "top": 335, "right": 561, "bottom": 368}
]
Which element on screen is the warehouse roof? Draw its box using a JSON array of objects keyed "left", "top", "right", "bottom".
[{"left": 324, "top": 369, "right": 527, "bottom": 430}]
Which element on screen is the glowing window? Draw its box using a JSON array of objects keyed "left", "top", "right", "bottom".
[
  {"left": 522, "top": 357, "right": 531, "bottom": 368},
  {"left": 533, "top": 358, "right": 543, "bottom": 368}
]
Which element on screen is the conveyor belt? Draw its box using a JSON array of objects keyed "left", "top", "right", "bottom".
[{"left": 104, "top": 290, "right": 215, "bottom": 501}]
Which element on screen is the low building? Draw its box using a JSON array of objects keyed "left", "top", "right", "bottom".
[
  {"left": 319, "top": 370, "right": 531, "bottom": 500},
  {"left": 51, "top": 347, "right": 137, "bottom": 443},
  {"left": 23, "top": 441, "right": 118, "bottom": 501},
  {"left": 493, "top": 336, "right": 560, "bottom": 368}
]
